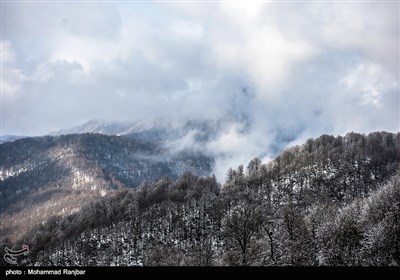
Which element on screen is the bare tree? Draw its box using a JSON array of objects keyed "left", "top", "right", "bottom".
[{"left": 223, "top": 203, "right": 263, "bottom": 265}]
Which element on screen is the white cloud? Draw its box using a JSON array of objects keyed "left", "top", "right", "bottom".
[
  {"left": 2, "top": 1, "right": 399, "bottom": 176},
  {"left": 167, "top": 129, "right": 202, "bottom": 152},
  {"left": 1, "top": 40, "right": 17, "bottom": 65},
  {"left": 211, "top": 3, "right": 317, "bottom": 95},
  {"left": 1, "top": 41, "right": 26, "bottom": 98},
  {"left": 170, "top": 20, "right": 204, "bottom": 41},
  {"left": 342, "top": 61, "right": 398, "bottom": 108},
  {"left": 207, "top": 124, "right": 247, "bottom": 156},
  {"left": 319, "top": 2, "right": 399, "bottom": 76}
]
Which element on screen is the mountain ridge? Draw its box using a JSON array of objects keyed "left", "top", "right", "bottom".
[
  {"left": 48, "top": 119, "right": 161, "bottom": 137},
  {"left": 1, "top": 130, "right": 399, "bottom": 266},
  {"left": 0, "top": 133, "right": 214, "bottom": 242}
]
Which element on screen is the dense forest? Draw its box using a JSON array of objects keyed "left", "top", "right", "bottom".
[
  {"left": 0, "top": 133, "right": 213, "bottom": 242},
  {"left": 1, "top": 131, "right": 400, "bottom": 266}
]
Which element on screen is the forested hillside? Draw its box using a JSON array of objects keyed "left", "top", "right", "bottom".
[
  {"left": 0, "top": 133, "right": 213, "bottom": 243},
  {"left": 3, "top": 131, "right": 399, "bottom": 266}
]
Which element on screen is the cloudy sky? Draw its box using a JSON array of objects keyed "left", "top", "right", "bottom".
[{"left": 1, "top": 0, "right": 399, "bottom": 177}]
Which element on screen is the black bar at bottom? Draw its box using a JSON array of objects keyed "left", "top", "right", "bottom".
[{"left": 0, "top": 266, "right": 399, "bottom": 278}]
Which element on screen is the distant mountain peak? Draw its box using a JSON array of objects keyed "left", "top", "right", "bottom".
[
  {"left": 0, "top": 135, "right": 27, "bottom": 144},
  {"left": 48, "top": 119, "right": 162, "bottom": 136}
]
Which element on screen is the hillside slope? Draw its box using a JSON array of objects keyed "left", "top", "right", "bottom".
[
  {"left": 0, "top": 133, "right": 213, "bottom": 242},
  {"left": 5, "top": 131, "right": 399, "bottom": 266}
]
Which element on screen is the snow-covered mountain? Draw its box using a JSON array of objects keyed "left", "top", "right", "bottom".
[
  {"left": 49, "top": 118, "right": 224, "bottom": 140},
  {"left": 0, "top": 133, "right": 214, "bottom": 243},
  {"left": 49, "top": 119, "right": 159, "bottom": 136},
  {"left": 0, "top": 135, "right": 26, "bottom": 144}
]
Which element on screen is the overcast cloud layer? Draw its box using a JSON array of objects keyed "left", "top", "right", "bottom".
[{"left": 2, "top": 1, "right": 399, "bottom": 179}]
